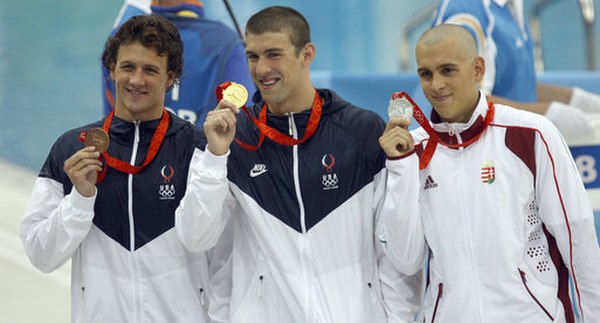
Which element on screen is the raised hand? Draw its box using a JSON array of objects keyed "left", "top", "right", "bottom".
[
  {"left": 379, "top": 118, "right": 414, "bottom": 158},
  {"left": 63, "top": 146, "right": 102, "bottom": 197},
  {"left": 204, "top": 99, "right": 240, "bottom": 156}
]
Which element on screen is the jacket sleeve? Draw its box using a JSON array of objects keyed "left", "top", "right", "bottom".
[
  {"left": 536, "top": 125, "right": 600, "bottom": 321},
  {"left": 379, "top": 264, "right": 423, "bottom": 323},
  {"left": 377, "top": 153, "right": 427, "bottom": 275},
  {"left": 375, "top": 153, "right": 425, "bottom": 322},
  {"left": 20, "top": 177, "right": 96, "bottom": 273},
  {"left": 175, "top": 148, "right": 233, "bottom": 253}
]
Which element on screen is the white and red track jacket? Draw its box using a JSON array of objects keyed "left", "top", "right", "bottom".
[{"left": 381, "top": 92, "right": 600, "bottom": 322}]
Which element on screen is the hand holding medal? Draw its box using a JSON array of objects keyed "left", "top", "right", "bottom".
[
  {"left": 84, "top": 127, "right": 110, "bottom": 153},
  {"left": 380, "top": 91, "right": 415, "bottom": 159},
  {"left": 70, "top": 127, "right": 109, "bottom": 195},
  {"left": 77, "top": 109, "right": 171, "bottom": 183},
  {"left": 383, "top": 91, "right": 495, "bottom": 169},
  {"left": 215, "top": 81, "right": 323, "bottom": 152},
  {"left": 221, "top": 82, "right": 249, "bottom": 108},
  {"left": 208, "top": 82, "right": 251, "bottom": 155}
]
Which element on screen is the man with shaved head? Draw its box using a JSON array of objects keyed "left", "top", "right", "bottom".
[
  {"left": 378, "top": 24, "right": 600, "bottom": 322},
  {"left": 432, "top": 0, "right": 600, "bottom": 143}
]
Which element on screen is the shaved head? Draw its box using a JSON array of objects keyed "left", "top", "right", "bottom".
[
  {"left": 414, "top": 23, "right": 485, "bottom": 123},
  {"left": 417, "top": 24, "right": 478, "bottom": 61}
]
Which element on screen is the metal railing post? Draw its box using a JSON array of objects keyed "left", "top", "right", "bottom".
[{"left": 578, "top": 0, "right": 597, "bottom": 70}]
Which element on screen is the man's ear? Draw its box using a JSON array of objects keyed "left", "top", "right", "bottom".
[
  {"left": 474, "top": 56, "right": 485, "bottom": 83},
  {"left": 166, "top": 71, "right": 175, "bottom": 89},
  {"left": 109, "top": 64, "right": 116, "bottom": 81},
  {"left": 300, "top": 43, "right": 316, "bottom": 67}
]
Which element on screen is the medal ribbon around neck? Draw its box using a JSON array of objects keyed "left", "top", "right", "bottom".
[
  {"left": 95, "top": 109, "right": 170, "bottom": 182},
  {"left": 397, "top": 92, "right": 494, "bottom": 170},
  {"left": 216, "top": 82, "right": 323, "bottom": 151}
]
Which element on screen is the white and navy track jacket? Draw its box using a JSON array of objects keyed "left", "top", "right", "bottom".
[
  {"left": 21, "top": 112, "right": 210, "bottom": 323},
  {"left": 176, "top": 89, "right": 422, "bottom": 322},
  {"left": 381, "top": 92, "right": 600, "bottom": 322}
]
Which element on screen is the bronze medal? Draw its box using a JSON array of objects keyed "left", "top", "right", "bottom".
[
  {"left": 85, "top": 127, "right": 110, "bottom": 153},
  {"left": 222, "top": 82, "right": 249, "bottom": 108}
]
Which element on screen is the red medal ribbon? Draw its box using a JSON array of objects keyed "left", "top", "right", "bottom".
[
  {"left": 233, "top": 106, "right": 267, "bottom": 151},
  {"left": 95, "top": 109, "right": 170, "bottom": 182},
  {"left": 397, "top": 92, "right": 494, "bottom": 169},
  {"left": 216, "top": 82, "right": 323, "bottom": 150}
]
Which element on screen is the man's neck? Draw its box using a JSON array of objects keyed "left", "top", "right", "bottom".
[
  {"left": 114, "top": 107, "right": 164, "bottom": 122},
  {"left": 266, "top": 84, "right": 316, "bottom": 116}
]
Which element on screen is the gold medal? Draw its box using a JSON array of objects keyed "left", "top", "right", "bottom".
[
  {"left": 222, "top": 82, "right": 248, "bottom": 108},
  {"left": 85, "top": 127, "right": 110, "bottom": 153}
]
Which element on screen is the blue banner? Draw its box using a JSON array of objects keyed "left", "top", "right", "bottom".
[{"left": 570, "top": 145, "right": 600, "bottom": 189}]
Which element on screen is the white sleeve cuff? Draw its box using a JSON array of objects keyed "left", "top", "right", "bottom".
[
  {"left": 67, "top": 187, "right": 97, "bottom": 217},
  {"left": 195, "top": 146, "right": 229, "bottom": 179}
]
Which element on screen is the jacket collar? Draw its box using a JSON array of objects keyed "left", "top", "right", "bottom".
[
  {"left": 108, "top": 110, "right": 183, "bottom": 142},
  {"left": 251, "top": 88, "right": 348, "bottom": 118},
  {"left": 430, "top": 91, "right": 490, "bottom": 147}
]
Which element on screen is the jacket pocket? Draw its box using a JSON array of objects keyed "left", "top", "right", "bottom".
[
  {"left": 365, "top": 281, "right": 388, "bottom": 322},
  {"left": 199, "top": 287, "right": 206, "bottom": 307},
  {"left": 518, "top": 268, "right": 555, "bottom": 321},
  {"left": 367, "top": 281, "right": 379, "bottom": 304},
  {"left": 257, "top": 274, "right": 264, "bottom": 297},
  {"left": 233, "top": 272, "right": 267, "bottom": 321}
]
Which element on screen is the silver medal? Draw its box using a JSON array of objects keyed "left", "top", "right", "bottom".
[{"left": 388, "top": 96, "right": 413, "bottom": 120}]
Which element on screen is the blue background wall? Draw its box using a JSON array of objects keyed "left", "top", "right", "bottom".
[{"left": 0, "top": 0, "right": 598, "bottom": 171}]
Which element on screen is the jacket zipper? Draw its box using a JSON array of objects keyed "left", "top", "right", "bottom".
[
  {"left": 287, "top": 112, "right": 313, "bottom": 321},
  {"left": 518, "top": 269, "right": 554, "bottom": 320},
  {"left": 130, "top": 121, "right": 142, "bottom": 323},
  {"left": 288, "top": 113, "right": 307, "bottom": 233},
  {"left": 430, "top": 283, "right": 443, "bottom": 323}
]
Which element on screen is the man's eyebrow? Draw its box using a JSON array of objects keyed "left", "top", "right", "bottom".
[
  {"left": 437, "top": 63, "right": 458, "bottom": 69},
  {"left": 246, "top": 48, "right": 283, "bottom": 55}
]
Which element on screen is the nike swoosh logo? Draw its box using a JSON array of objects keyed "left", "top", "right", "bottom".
[{"left": 250, "top": 169, "right": 268, "bottom": 177}]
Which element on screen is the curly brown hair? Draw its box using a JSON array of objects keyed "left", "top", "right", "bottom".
[{"left": 101, "top": 14, "right": 184, "bottom": 89}]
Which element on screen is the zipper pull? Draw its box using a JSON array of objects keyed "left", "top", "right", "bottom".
[
  {"left": 258, "top": 275, "right": 264, "bottom": 297},
  {"left": 449, "top": 125, "right": 455, "bottom": 137},
  {"left": 288, "top": 113, "right": 294, "bottom": 136},
  {"left": 134, "top": 120, "right": 141, "bottom": 144},
  {"left": 199, "top": 288, "right": 205, "bottom": 306}
]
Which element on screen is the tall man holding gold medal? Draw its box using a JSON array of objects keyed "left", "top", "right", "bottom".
[{"left": 175, "top": 6, "right": 422, "bottom": 322}]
